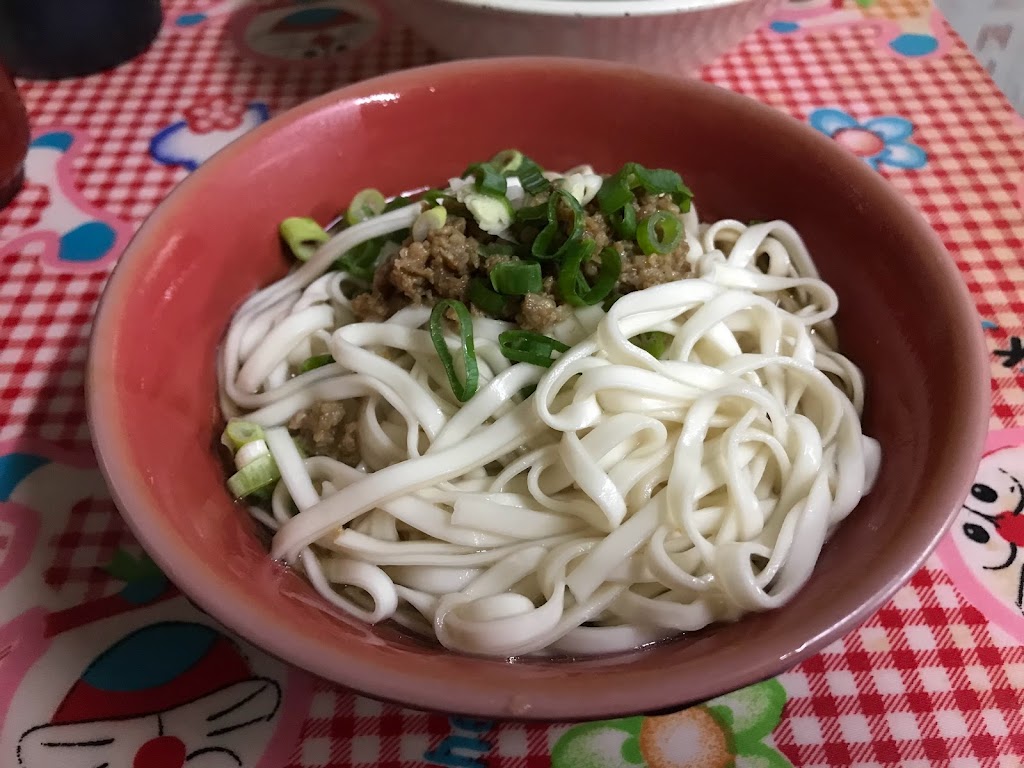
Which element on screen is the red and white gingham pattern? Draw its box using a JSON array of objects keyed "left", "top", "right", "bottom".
[
  {"left": 1, "top": 1, "right": 1024, "bottom": 766},
  {"left": 43, "top": 495, "right": 136, "bottom": 603}
]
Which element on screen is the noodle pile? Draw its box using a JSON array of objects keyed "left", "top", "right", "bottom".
[{"left": 218, "top": 169, "right": 880, "bottom": 658}]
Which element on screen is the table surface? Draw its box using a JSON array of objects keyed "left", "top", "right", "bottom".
[{"left": 1, "top": 1, "right": 1023, "bottom": 767}]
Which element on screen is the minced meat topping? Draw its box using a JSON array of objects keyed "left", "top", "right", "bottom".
[{"left": 350, "top": 191, "right": 691, "bottom": 332}]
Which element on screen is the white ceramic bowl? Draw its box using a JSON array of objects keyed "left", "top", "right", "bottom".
[{"left": 385, "top": 0, "right": 782, "bottom": 73}]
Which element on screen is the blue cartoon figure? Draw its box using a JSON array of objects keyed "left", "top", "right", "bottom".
[
  {"left": 0, "top": 130, "right": 133, "bottom": 271},
  {"left": 150, "top": 94, "right": 270, "bottom": 172}
]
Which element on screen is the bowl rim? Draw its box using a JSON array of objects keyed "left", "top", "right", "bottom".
[
  {"left": 87, "top": 55, "right": 991, "bottom": 720},
  {"left": 418, "top": 0, "right": 752, "bottom": 17}
]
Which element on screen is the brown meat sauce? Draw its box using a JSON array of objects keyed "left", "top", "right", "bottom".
[{"left": 351, "top": 193, "right": 691, "bottom": 332}]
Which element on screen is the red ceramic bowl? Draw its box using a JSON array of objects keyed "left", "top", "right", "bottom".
[{"left": 87, "top": 58, "right": 989, "bottom": 720}]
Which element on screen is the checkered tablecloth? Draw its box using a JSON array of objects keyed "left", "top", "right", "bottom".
[{"left": 1, "top": 1, "right": 1023, "bottom": 767}]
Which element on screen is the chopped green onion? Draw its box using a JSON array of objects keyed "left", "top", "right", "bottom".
[
  {"left": 637, "top": 211, "right": 683, "bottom": 255},
  {"left": 597, "top": 163, "right": 694, "bottom": 215},
  {"left": 280, "top": 217, "right": 329, "bottom": 262},
  {"left": 412, "top": 206, "right": 448, "bottom": 241},
  {"left": 423, "top": 189, "right": 449, "bottom": 206},
  {"left": 609, "top": 204, "right": 637, "bottom": 240},
  {"left": 335, "top": 237, "right": 382, "bottom": 279},
  {"left": 384, "top": 195, "right": 413, "bottom": 212},
  {"left": 491, "top": 149, "right": 523, "bottom": 174},
  {"left": 299, "top": 354, "right": 334, "bottom": 373},
  {"left": 468, "top": 278, "right": 507, "bottom": 315},
  {"left": 346, "top": 188, "right": 387, "bottom": 225},
  {"left": 532, "top": 189, "right": 585, "bottom": 261},
  {"left": 464, "top": 162, "right": 508, "bottom": 198},
  {"left": 595, "top": 173, "right": 635, "bottom": 216},
  {"left": 631, "top": 331, "right": 672, "bottom": 359},
  {"left": 222, "top": 420, "right": 265, "bottom": 452},
  {"left": 490, "top": 150, "right": 549, "bottom": 195},
  {"left": 466, "top": 193, "right": 513, "bottom": 234},
  {"left": 516, "top": 202, "right": 548, "bottom": 223},
  {"left": 498, "top": 330, "right": 570, "bottom": 368},
  {"left": 429, "top": 300, "right": 479, "bottom": 402},
  {"left": 490, "top": 261, "right": 543, "bottom": 295},
  {"left": 515, "top": 157, "right": 550, "bottom": 196},
  {"left": 602, "top": 290, "right": 621, "bottom": 311},
  {"left": 558, "top": 241, "right": 621, "bottom": 307},
  {"left": 227, "top": 454, "right": 280, "bottom": 499},
  {"left": 480, "top": 242, "right": 518, "bottom": 257}
]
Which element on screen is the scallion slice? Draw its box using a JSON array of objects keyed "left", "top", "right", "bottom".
[
  {"left": 558, "top": 241, "right": 621, "bottom": 307},
  {"left": 412, "top": 206, "right": 448, "bottom": 241},
  {"left": 464, "top": 162, "right": 508, "bottom": 198},
  {"left": 429, "top": 300, "right": 479, "bottom": 402},
  {"left": 631, "top": 331, "right": 672, "bottom": 359},
  {"left": 227, "top": 454, "right": 280, "bottom": 499},
  {"left": 498, "top": 330, "right": 570, "bottom": 368},
  {"left": 222, "top": 419, "right": 265, "bottom": 452},
  {"left": 532, "top": 189, "right": 585, "bottom": 261},
  {"left": 516, "top": 157, "right": 550, "bottom": 196},
  {"left": 384, "top": 195, "right": 413, "bottom": 212},
  {"left": 516, "top": 202, "right": 548, "bottom": 223},
  {"left": 280, "top": 217, "right": 329, "bottom": 262},
  {"left": 609, "top": 204, "right": 637, "bottom": 240},
  {"left": 490, "top": 261, "right": 543, "bottom": 295},
  {"left": 336, "top": 237, "right": 382, "bottom": 279},
  {"left": 346, "top": 188, "right": 387, "bottom": 225},
  {"left": 299, "top": 354, "right": 334, "bottom": 373},
  {"left": 468, "top": 278, "right": 507, "bottom": 315},
  {"left": 637, "top": 211, "right": 683, "bottom": 255},
  {"left": 597, "top": 163, "right": 694, "bottom": 215},
  {"left": 491, "top": 149, "right": 524, "bottom": 173}
]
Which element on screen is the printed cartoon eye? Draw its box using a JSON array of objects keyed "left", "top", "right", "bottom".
[
  {"left": 963, "top": 523, "right": 990, "bottom": 544},
  {"left": 971, "top": 484, "right": 998, "bottom": 504}
]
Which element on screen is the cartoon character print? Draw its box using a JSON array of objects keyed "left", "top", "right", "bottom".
[
  {"left": 0, "top": 442, "right": 312, "bottom": 768},
  {"left": 0, "top": 130, "right": 133, "bottom": 272},
  {"left": 15, "top": 620, "right": 284, "bottom": 768},
  {"left": 551, "top": 679, "right": 791, "bottom": 768},
  {"left": 172, "top": 0, "right": 247, "bottom": 28},
  {"left": 769, "top": 0, "right": 950, "bottom": 59},
  {"left": 227, "top": 0, "right": 380, "bottom": 66},
  {"left": 937, "top": 429, "right": 1024, "bottom": 645},
  {"left": 808, "top": 108, "right": 927, "bottom": 170},
  {"left": 150, "top": 95, "right": 270, "bottom": 172}
]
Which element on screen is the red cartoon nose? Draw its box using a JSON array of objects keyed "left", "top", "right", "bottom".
[
  {"left": 994, "top": 512, "right": 1024, "bottom": 547},
  {"left": 311, "top": 32, "right": 334, "bottom": 49},
  {"left": 134, "top": 735, "right": 186, "bottom": 768}
]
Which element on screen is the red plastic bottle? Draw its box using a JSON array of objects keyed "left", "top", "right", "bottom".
[{"left": 0, "top": 66, "right": 29, "bottom": 209}]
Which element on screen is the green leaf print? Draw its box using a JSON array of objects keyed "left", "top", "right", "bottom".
[
  {"left": 733, "top": 741, "right": 793, "bottom": 768},
  {"left": 705, "top": 679, "right": 787, "bottom": 741},
  {"left": 551, "top": 718, "right": 643, "bottom": 768},
  {"left": 103, "top": 548, "right": 162, "bottom": 583},
  {"left": 550, "top": 679, "right": 791, "bottom": 768}
]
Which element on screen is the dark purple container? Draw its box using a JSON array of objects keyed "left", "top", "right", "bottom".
[{"left": 0, "top": 0, "right": 162, "bottom": 80}]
